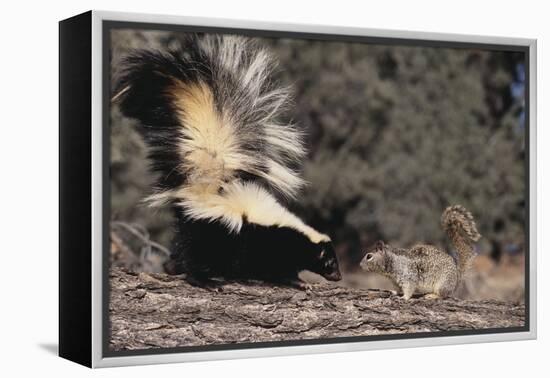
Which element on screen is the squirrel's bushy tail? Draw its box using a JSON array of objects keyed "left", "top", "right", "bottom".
[
  {"left": 441, "top": 205, "right": 481, "bottom": 279},
  {"left": 113, "top": 35, "right": 306, "bottom": 207}
]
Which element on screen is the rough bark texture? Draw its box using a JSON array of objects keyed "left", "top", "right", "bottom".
[{"left": 109, "top": 268, "right": 525, "bottom": 351}]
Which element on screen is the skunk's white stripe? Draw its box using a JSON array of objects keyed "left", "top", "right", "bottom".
[
  {"left": 168, "top": 79, "right": 307, "bottom": 199},
  {"left": 176, "top": 181, "right": 330, "bottom": 244},
  {"left": 264, "top": 125, "right": 306, "bottom": 159},
  {"left": 260, "top": 160, "right": 305, "bottom": 196}
]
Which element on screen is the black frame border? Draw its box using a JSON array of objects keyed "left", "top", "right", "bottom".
[
  {"left": 101, "top": 19, "right": 531, "bottom": 359},
  {"left": 59, "top": 11, "right": 93, "bottom": 367}
]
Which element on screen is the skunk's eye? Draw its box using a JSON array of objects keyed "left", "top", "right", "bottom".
[
  {"left": 366, "top": 253, "right": 374, "bottom": 261},
  {"left": 325, "top": 258, "right": 335, "bottom": 268},
  {"left": 320, "top": 250, "right": 326, "bottom": 259}
]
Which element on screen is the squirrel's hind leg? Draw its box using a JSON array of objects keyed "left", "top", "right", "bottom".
[
  {"left": 423, "top": 293, "right": 441, "bottom": 300},
  {"left": 430, "top": 276, "right": 456, "bottom": 299}
]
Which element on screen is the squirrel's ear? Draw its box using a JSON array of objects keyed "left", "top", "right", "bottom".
[{"left": 375, "top": 240, "right": 385, "bottom": 249}]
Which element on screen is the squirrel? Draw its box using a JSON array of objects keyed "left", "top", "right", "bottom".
[
  {"left": 112, "top": 35, "right": 341, "bottom": 286},
  {"left": 360, "top": 205, "right": 481, "bottom": 299}
]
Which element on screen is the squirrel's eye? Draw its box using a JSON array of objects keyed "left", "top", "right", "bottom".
[{"left": 366, "top": 253, "right": 374, "bottom": 261}]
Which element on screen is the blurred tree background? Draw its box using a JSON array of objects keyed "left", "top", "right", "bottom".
[{"left": 110, "top": 30, "right": 526, "bottom": 288}]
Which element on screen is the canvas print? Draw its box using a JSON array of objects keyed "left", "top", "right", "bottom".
[{"left": 107, "top": 25, "right": 527, "bottom": 354}]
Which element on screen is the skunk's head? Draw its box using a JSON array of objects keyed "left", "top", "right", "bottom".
[
  {"left": 310, "top": 241, "right": 341, "bottom": 281},
  {"left": 360, "top": 240, "right": 389, "bottom": 273}
]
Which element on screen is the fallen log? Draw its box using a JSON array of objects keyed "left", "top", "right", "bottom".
[{"left": 109, "top": 268, "right": 525, "bottom": 351}]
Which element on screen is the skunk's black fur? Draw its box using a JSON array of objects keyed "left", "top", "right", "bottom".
[
  {"left": 114, "top": 34, "right": 341, "bottom": 284},
  {"left": 170, "top": 212, "right": 340, "bottom": 283}
]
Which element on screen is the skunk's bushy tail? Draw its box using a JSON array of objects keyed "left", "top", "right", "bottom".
[{"left": 114, "top": 35, "right": 306, "bottom": 207}]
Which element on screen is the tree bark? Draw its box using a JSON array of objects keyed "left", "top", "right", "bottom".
[{"left": 109, "top": 268, "right": 525, "bottom": 351}]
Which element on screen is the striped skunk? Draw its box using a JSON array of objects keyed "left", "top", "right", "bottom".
[{"left": 113, "top": 34, "right": 341, "bottom": 286}]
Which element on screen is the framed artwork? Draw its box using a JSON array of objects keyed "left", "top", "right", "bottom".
[{"left": 59, "top": 10, "right": 537, "bottom": 368}]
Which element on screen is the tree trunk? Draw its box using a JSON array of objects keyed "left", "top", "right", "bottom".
[{"left": 109, "top": 268, "right": 525, "bottom": 351}]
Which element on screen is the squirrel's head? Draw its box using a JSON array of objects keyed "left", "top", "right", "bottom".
[{"left": 360, "top": 240, "right": 390, "bottom": 273}]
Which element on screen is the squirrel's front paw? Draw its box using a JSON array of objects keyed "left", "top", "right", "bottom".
[{"left": 401, "top": 286, "right": 415, "bottom": 300}]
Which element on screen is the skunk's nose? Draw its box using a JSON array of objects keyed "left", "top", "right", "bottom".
[{"left": 325, "top": 269, "right": 342, "bottom": 281}]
